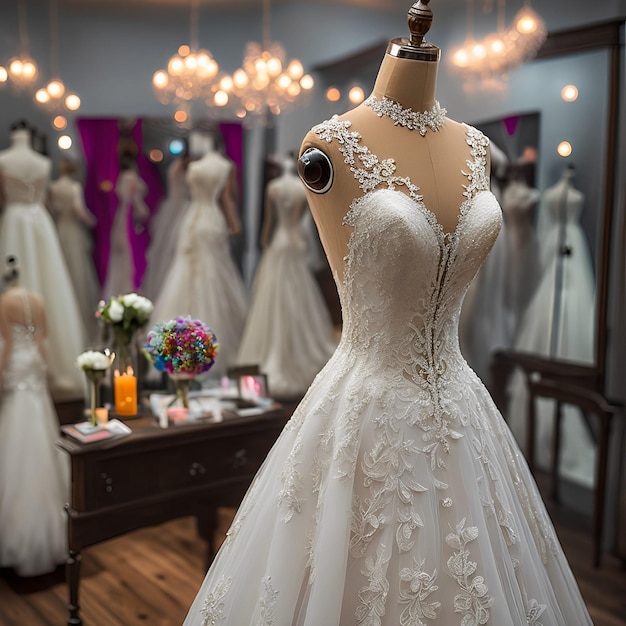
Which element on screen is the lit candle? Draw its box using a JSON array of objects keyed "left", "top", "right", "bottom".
[
  {"left": 114, "top": 366, "right": 137, "bottom": 416},
  {"left": 95, "top": 407, "right": 109, "bottom": 425}
]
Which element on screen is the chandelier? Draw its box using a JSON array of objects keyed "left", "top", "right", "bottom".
[
  {"left": 152, "top": 0, "right": 229, "bottom": 124},
  {"left": 450, "top": 0, "right": 546, "bottom": 89},
  {"left": 3, "top": 0, "right": 39, "bottom": 91},
  {"left": 34, "top": 0, "right": 81, "bottom": 118},
  {"left": 223, "top": 0, "right": 314, "bottom": 119}
]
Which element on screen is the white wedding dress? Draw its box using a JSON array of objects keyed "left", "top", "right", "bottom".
[
  {"left": 149, "top": 151, "right": 247, "bottom": 379},
  {"left": 236, "top": 170, "right": 337, "bottom": 397},
  {"left": 140, "top": 158, "right": 190, "bottom": 301},
  {"left": 0, "top": 289, "right": 69, "bottom": 576},
  {"left": 184, "top": 114, "right": 591, "bottom": 625},
  {"left": 48, "top": 174, "right": 101, "bottom": 345},
  {"left": 507, "top": 172, "right": 596, "bottom": 488},
  {"left": 0, "top": 135, "right": 85, "bottom": 400}
]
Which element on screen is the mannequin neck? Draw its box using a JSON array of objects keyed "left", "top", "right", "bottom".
[
  {"left": 370, "top": 54, "right": 439, "bottom": 112},
  {"left": 10, "top": 129, "right": 32, "bottom": 149}
]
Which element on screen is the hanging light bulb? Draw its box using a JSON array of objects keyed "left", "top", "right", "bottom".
[
  {"left": 221, "top": 0, "right": 314, "bottom": 120},
  {"left": 450, "top": 0, "right": 546, "bottom": 89},
  {"left": 151, "top": 0, "right": 226, "bottom": 123},
  {"left": 33, "top": 0, "right": 82, "bottom": 117}
]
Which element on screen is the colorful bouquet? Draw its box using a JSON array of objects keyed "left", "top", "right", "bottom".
[{"left": 144, "top": 316, "right": 219, "bottom": 377}]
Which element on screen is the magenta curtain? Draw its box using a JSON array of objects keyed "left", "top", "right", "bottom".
[{"left": 77, "top": 118, "right": 164, "bottom": 291}]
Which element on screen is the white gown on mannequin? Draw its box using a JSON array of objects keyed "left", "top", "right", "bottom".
[
  {"left": 0, "top": 289, "right": 69, "bottom": 576},
  {"left": 102, "top": 168, "right": 149, "bottom": 300},
  {"left": 140, "top": 157, "right": 190, "bottom": 301},
  {"left": 507, "top": 169, "right": 596, "bottom": 488},
  {"left": 184, "top": 116, "right": 591, "bottom": 625},
  {"left": 149, "top": 151, "right": 247, "bottom": 379},
  {"left": 236, "top": 166, "right": 337, "bottom": 397},
  {"left": 0, "top": 130, "right": 85, "bottom": 400},
  {"left": 48, "top": 173, "right": 100, "bottom": 345}
]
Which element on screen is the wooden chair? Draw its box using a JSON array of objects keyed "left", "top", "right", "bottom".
[{"left": 526, "top": 375, "right": 621, "bottom": 568}]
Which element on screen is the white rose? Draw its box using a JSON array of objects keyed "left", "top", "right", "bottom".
[
  {"left": 108, "top": 299, "right": 124, "bottom": 322},
  {"left": 76, "top": 350, "right": 111, "bottom": 370},
  {"left": 122, "top": 293, "right": 139, "bottom": 307}
]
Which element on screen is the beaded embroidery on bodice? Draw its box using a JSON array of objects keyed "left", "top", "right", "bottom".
[
  {"left": 3, "top": 291, "right": 47, "bottom": 393},
  {"left": 313, "top": 116, "right": 502, "bottom": 392}
]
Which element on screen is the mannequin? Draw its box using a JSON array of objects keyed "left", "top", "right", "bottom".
[
  {"left": 102, "top": 142, "right": 150, "bottom": 300},
  {"left": 507, "top": 163, "right": 596, "bottom": 487},
  {"left": 0, "top": 120, "right": 85, "bottom": 400},
  {"left": 0, "top": 256, "right": 69, "bottom": 576},
  {"left": 235, "top": 155, "right": 337, "bottom": 397},
  {"left": 147, "top": 128, "right": 246, "bottom": 380},
  {"left": 183, "top": 3, "right": 591, "bottom": 624},
  {"left": 140, "top": 146, "right": 191, "bottom": 301},
  {"left": 48, "top": 158, "right": 100, "bottom": 344}
]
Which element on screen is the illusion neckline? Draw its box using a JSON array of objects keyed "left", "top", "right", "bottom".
[{"left": 363, "top": 95, "right": 447, "bottom": 136}]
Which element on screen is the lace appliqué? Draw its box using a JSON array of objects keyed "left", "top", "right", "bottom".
[
  {"left": 356, "top": 545, "right": 390, "bottom": 625},
  {"left": 200, "top": 576, "right": 231, "bottom": 626},
  {"left": 446, "top": 519, "right": 494, "bottom": 625},
  {"left": 364, "top": 95, "right": 447, "bottom": 136},
  {"left": 526, "top": 598, "right": 547, "bottom": 625},
  {"left": 399, "top": 559, "right": 441, "bottom": 624},
  {"left": 259, "top": 576, "right": 279, "bottom": 625}
]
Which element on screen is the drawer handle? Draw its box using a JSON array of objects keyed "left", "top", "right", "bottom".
[
  {"left": 233, "top": 448, "right": 248, "bottom": 468},
  {"left": 189, "top": 462, "right": 206, "bottom": 477},
  {"left": 100, "top": 472, "right": 114, "bottom": 493}
]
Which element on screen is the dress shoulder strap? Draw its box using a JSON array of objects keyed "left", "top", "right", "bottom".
[{"left": 20, "top": 289, "right": 36, "bottom": 334}]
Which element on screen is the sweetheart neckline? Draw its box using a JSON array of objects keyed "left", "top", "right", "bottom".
[{"left": 352, "top": 187, "right": 498, "bottom": 246}]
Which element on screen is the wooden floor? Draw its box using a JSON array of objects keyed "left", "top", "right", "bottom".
[{"left": 0, "top": 484, "right": 625, "bottom": 626}]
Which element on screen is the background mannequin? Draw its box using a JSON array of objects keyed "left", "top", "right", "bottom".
[
  {"left": 184, "top": 3, "right": 591, "bottom": 625},
  {"left": 47, "top": 157, "right": 100, "bottom": 345},
  {"left": 235, "top": 154, "right": 337, "bottom": 397},
  {"left": 102, "top": 140, "right": 150, "bottom": 300},
  {"left": 507, "top": 163, "right": 596, "bottom": 488},
  {"left": 0, "top": 256, "right": 69, "bottom": 577},
  {"left": 147, "top": 129, "right": 247, "bottom": 380},
  {"left": 0, "top": 120, "right": 85, "bottom": 400},
  {"left": 140, "top": 146, "right": 191, "bottom": 301}
]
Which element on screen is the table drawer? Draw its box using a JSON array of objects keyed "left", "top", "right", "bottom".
[{"left": 86, "top": 427, "right": 280, "bottom": 509}]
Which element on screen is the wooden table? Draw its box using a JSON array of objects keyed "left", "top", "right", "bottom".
[{"left": 57, "top": 407, "right": 288, "bottom": 626}]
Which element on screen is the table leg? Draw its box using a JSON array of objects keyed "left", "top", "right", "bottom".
[
  {"left": 66, "top": 549, "right": 82, "bottom": 626},
  {"left": 196, "top": 506, "right": 218, "bottom": 569}
]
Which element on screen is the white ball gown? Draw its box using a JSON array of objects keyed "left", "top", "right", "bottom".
[
  {"left": 148, "top": 151, "right": 247, "bottom": 379},
  {"left": 0, "top": 130, "right": 85, "bottom": 400},
  {"left": 507, "top": 170, "right": 596, "bottom": 488},
  {"left": 184, "top": 108, "right": 591, "bottom": 624},
  {"left": 0, "top": 289, "right": 69, "bottom": 576},
  {"left": 140, "top": 157, "right": 190, "bottom": 301},
  {"left": 48, "top": 173, "right": 101, "bottom": 345},
  {"left": 236, "top": 168, "right": 337, "bottom": 397}
]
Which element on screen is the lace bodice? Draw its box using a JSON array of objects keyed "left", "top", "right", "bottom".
[
  {"left": 312, "top": 118, "right": 502, "bottom": 384},
  {"left": 2, "top": 173, "right": 48, "bottom": 205},
  {"left": 2, "top": 293, "right": 47, "bottom": 393},
  {"left": 267, "top": 174, "right": 308, "bottom": 250},
  {"left": 186, "top": 153, "right": 230, "bottom": 207}
]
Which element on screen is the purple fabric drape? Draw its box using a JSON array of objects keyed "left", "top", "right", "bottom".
[
  {"left": 131, "top": 121, "right": 164, "bottom": 288},
  {"left": 219, "top": 121, "right": 244, "bottom": 200},
  {"left": 77, "top": 118, "right": 164, "bottom": 291},
  {"left": 76, "top": 118, "right": 120, "bottom": 286}
]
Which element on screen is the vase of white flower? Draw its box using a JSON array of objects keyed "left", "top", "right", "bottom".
[
  {"left": 76, "top": 350, "right": 115, "bottom": 426},
  {"left": 97, "top": 293, "right": 153, "bottom": 413}
]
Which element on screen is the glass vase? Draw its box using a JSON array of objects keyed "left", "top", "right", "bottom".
[
  {"left": 168, "top": 372, "right": 195, "bottom": 409},
  {"left": 83, "top": 368, "right": 107, "bottom": 427}
]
